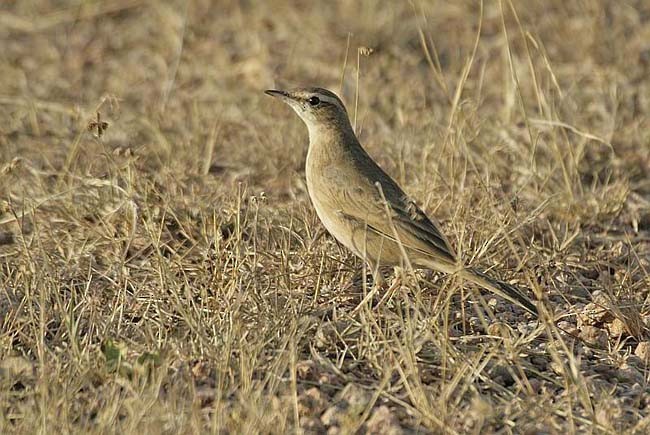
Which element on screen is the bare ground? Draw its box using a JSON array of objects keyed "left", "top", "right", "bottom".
[{"left": 1, "top": 0, "right": 649, "bottom": 433}]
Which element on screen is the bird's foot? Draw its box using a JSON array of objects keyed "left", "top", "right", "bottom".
[
  {"left": 348, "top": 270, "right": 402, "bottom": 316},
  {"left": 374, "top": 274, "right": 402, "bottom": 309}
]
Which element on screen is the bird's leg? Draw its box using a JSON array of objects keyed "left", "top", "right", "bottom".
[
  {"left": 348, "top": 260, "right": 385, "bottom": 316},
  {"left": 350, "top": 263, "right": 409, "bottom": 316},
  {"left": 369, "top": 260, "right": 385, "bottom": 289},
  {"left": 375, "top": 266, "right": 403, "bottom": 309},
  {"left": 347, "top": 261, "right": 381, "bottom": 290}
]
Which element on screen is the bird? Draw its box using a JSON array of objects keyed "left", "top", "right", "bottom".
[{"left": 265, "top": 87, "right": 538, "bottom": 316}]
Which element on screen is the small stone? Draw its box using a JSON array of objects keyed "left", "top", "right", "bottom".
[
  {"left": 490, "top": 364, "right": 514, "bottom": 386},
  {"left": 321, "top": 404, "right": 347, "bottom": 427},
  {"left": 530, "top": 356, "right": 548, "bottom": 370},
  {"left": 469, "top": 317, "right": 481, "bottom": 328},
  {"left": 315, "top": 323, "right": 336, "bottom": 349},
  {"left": 615, "top": 363, "right": 644, "bottom": 384},
  {"left": 315, "top": 321, "right": 356, "bottom": 349},
  {"left": 300, "top": 416, "right": 325, "bottom": 434},
  {"left": 366, "top": 406, "right": 403, "bottom": 435},
  {"left": 338, "top": 383, "right": 371, "bottom": 408},
  {"left": 607, "top": 318, "right": 627, "bottom": 337},
  {"left": 318, "top": 371, "right": 339, "bottom": 389},
  {"left": 298, "top": 387, "right": 328, "bottom": 416},
  {"left": 621, "top": 383, "right": 644, "bottom": 398},
  {"left": 579, "top": 293, "right": 615, "bottom": 327},
  {"left": 0, "top": 231, "right": 14, "bottom": 245},
  {"left": 528, "top": 378, "right": 543, "bottom": 394},
  {"left": 579, "top": 303, "right": 611, "bottom": 326},
  {"left": 580, "top": 268, "right": 600, "bottom": 280},
  {"left": 296, "top": 360, "right": 320, "bottom": 382},
  {"left": 587, "top": 376, "right": 614, "bottom": 393},
  {"left": 579, "top": 326, "right": 608, "bottom": 347},
  {"left": 556, "top": 320, "right": 578, "bottom": 336},
  {"left": 634, "top": 342, "right": 650, "bottom": 365},
  {"left": 626, "top": 355, "right": 644, "bottom": 368},
  {"left": 572, "top": 286, "right": 592, "bottom": 299},
  {"left": 321, "top": 383, "right": 372, "bottom": 429}
]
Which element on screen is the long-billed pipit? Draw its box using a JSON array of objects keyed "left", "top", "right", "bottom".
[{"left": 265, "top": 87, "right": 537, "bottom": 315}]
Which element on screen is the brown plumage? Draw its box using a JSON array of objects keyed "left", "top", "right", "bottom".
[{"left": 265, "top": 87, "right": 537, "bottom": 315}]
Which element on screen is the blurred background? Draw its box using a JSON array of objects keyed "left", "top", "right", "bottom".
[
  {"left": 2, "top": 0, "right": 648, "bottom": 196},
  {"left": 1, "top": 1, "right": 649, "bottom": 433}
]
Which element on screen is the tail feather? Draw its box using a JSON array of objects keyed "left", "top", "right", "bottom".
[
  {"left": 415, "top": 259, "right": 538, "bottom": 316},
  {"left": 461, "top": 268, "right": 538, "bottom": 316}
]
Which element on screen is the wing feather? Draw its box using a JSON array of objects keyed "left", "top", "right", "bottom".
[{"left": 332, "top": 175, "right": 457, "bottom": 265}]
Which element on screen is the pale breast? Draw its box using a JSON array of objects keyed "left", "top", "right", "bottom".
[{"left": 306, "top": 162, "right": 362, "bottom": 257}]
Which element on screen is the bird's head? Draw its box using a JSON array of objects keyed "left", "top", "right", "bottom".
[{"left": 264, "top": 87, "right": 352, "bottom": 134}]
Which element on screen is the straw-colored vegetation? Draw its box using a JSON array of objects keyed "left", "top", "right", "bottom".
[{"left": 1, "top": 0, "right": 649, "bottom": 433}]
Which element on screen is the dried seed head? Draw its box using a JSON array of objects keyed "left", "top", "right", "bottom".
[{"left": 358, "top": 46, "right": 373, "bottom": 57}]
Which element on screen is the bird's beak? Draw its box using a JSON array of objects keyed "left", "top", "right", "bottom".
[{"left": 264, "top": 89, "right": 290, "bottom": 99}]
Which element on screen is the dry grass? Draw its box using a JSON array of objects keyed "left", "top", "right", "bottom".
[{"left": 1, "top": 0, "right": 649, "bottom": 433}]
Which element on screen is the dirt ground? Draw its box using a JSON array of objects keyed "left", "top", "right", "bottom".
[{"left": 1, "top": 0, "right": 649, "bottom": 433}]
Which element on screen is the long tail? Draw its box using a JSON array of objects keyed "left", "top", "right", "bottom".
[
  {"left": 460, "top": 268, "right": 538, "bottom": 316},
  {"left": 417, "top": 259, "right": 538, "bottom": 316}
]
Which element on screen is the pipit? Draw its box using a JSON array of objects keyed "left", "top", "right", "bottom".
[{"left": 265, "top": 87, "right": 537, "bottom": 315}]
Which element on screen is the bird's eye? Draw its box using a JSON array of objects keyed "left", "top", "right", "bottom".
[{"left": 307, "top": 96, "right": 320, "bottom": 106}]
